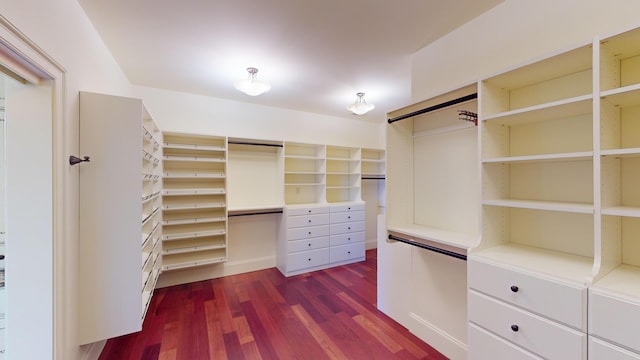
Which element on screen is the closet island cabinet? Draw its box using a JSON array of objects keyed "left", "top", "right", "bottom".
[
  {"left": 278, "top": 142, "right": 368, "bottom": 277},
  {"left": 78, "top": 92, "right": 162, "bottom": 345}
]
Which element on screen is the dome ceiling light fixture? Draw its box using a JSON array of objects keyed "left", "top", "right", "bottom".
[
  {"left": 234, "top": 67, "right": 271, "bottom": 96},
  {"left": 347, "top": 92, "right": 375, "bottom": 115}
]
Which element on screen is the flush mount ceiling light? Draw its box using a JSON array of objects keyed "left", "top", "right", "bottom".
[
  {"left": 234, "top": 67, "right": 271, "bottom": 96},
  {"left": 347, "top": 92, "right": 375, "bottom": 115}
]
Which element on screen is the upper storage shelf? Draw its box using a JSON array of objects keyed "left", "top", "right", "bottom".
[
  {"left": 481, "top": 43, "right": 593, "bottom": 117},
  {"left": 600, "top": 26, "right": 640, "bottom": 92}
]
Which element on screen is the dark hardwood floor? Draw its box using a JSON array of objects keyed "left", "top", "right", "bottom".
[{"left": 99, "top": 249, "right": 447, "bottom": 360}]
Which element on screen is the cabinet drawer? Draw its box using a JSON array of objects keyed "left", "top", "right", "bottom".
[
  {"left": 330, "top": 203, "right": 365, "bottom": 213},
  {"left": 287, "top": 206, "right": 330, "bottom": 216},
  {"left": 287, "top": 213, "right": 330, "bottom": 228},
  {"left": 330, "top": 242, "right": 365, "bottom": 263},
  {"left": 330, "top": 210, "right": 365, "bottom": 224},
  {"left": 330, "top": 221, "right": 365, "bottom": 235},
  {"left": 288, "top": 236, "right": 330, "bottom": 253},
  {"left": 589, "top": 289, "right": 640, "bottom": 353},
  {"left": 469, "top": 290, "right": 587, "bottom": 360},
  {"left": 330, "top": 232, "right": 365, "bottom": 246},
  {"left": 286, "top": 248, "right": 330, "bottom": 272},
  {"left": 287, "top": 225, "right": 330, "bottom": 241},
  {"left": 468, "top": 258, "right": 586, "bottom": 330},
  {"left": 590, "top": 336, "right": 640, "bottom": 360},
  {"left": 469, "top": 323, "right": 542, "bottom": 360}
]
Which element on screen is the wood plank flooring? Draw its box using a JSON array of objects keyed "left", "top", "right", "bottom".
[{"left": 99, "top": 249, "right": 447, "bottom": 360}]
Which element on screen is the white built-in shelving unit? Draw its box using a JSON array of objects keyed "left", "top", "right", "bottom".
[
  {"left": 161, "top": 132, "right": 228, "bottom": 271},
  {"left": 78, "top": 92, "right": 162, "bottom": 345},
  {"left": 284, "top": 142, "right": 326, "bottom": 205},
  {"left": 325, "top": 145, "right": 361, "bottom": 203},
  {"left": 468, "top": 40, "right": 595, "bottom": 360},
  {"left": 589, "top": 25, "right": 640, "bottom": 359},
  {"left": 466, "top": 24, "right": 640, "bottom": 360},
  {"left": 361, "top": 148, "right": 386, "bottom": 180},
  {"left": 382, "top": 84, "right": 479, "bottom": 360}
]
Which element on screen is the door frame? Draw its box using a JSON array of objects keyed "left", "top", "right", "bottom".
[{"left": 0, "top": 14, "right": 66, "bottom": 359}]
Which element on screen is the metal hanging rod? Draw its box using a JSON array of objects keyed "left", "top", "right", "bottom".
[
  {"left": 388, "top": 234, "right": 467, "bottom": 261},
  {"left": 228, "top": 141, "right": 283, "bottom": 148},
  {"left": 228, "top": 210, "right": 283, "bottom": 217},
  {"left": 362, "top": 176, "right": 386, "bottom": 180},
  {"left": 387, "top": 93, "right": 478, "bottom": 124}
]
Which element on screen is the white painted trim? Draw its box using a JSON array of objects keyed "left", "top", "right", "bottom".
[
  {"left": 0, "top": 13, "right": 67, "bottom": 360},
  {"left": 409, "top": 312, "right": 468, "bottom": 360},
  {"left": 156, "top": 255, "right": 276, "bottom": 288},
  {"left": 79, "top": 342, "right": 106, "bottom": 360}
]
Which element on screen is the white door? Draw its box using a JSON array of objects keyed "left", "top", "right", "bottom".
[{"left": 3, "top": 74, "right": 53, "bottom": 360}]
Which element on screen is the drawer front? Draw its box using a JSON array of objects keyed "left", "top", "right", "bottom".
[
  {"left": 287, "top": 248, "right": 330, "bottom": 272},
  {"left": 469, "top": 258, "right": 586, "bottom": 330},
  {"left": 287, "top": 213, "right": 330, "bottom": 228},
  {"left": 330, "top": 232, "right": 365, "bottom": 246},
  {"left": 330, "top": 221, "right": 365, "bottom": 235},
  {"left": 469, "top": 323, "right": 543, "bottom": 360},
  {"left": 288, "top": 236, "right": 330, "bottom": 253},
  {"left": 330, "top": 210, "right": 365, "bottom": 224},
  {"left": 330, "top": 203, "right": 365, "bottom": 213},
  {"left": 330, "top": 242, "right": 365, "bottom": 263},
  {"left": 590, "top": 336, "right": 640, "bottom": 360},
  {"left": 590, "top": 289, "right": 640, "bottom": 353},
  {"left": 287, "top": 225, "right": 330, "bottom": 241},
  {"left": 287, "top": 206, "right": 330, "bottom": 216},
  {"left": 469, "top": 290, "right": 587, "bottom": 360}
]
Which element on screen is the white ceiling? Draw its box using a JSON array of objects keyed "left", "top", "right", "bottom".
[{"left": 77, "top": 0, "right": 503, "bottom": 122}]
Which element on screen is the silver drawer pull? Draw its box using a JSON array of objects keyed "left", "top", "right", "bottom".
[
  {"left": 510, "top": 285, "right": 519, "bottom": 293},
  {"left": 511, "top": 325, "right": 519, "bottom": 332}
]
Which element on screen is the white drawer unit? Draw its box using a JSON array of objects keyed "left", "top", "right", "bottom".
[
  {"left": 287, "top": 225, "right": 330, "bottom": 241},
  {"left": 469, "top": 290, "right": 587, "bottom": 360},
  {"left": 330, "top": 242, "right": 365, "bottom": 263},
  {"left": 469, "top": 258, "right": 587, "bottom": 330},
  {"left": 469, "top": 323, "right": 543, "bottom": 360},
  {"left": 288, "top": 236, "right": 330, "bottom": 253},
  {"left": 287, "top": 213, "right": 330, "bottom": 228},
  {"left": 590, "top": 336, "right": 640, "bottom": 360},
  {"left": 329, "top": 232, "right": 365, "bottom": 246},
  {"left": 277, "top": 202, "right": 366, "bottom": 276},
  {"left": 330, "top": 221, "right": 365, "bottom": 235},
  {"left": 286, "top": 248, "right": 330, "bottom": 272},
  {"left": 589, "top": 289, "right": 640, "bottom": 353},
  {"left": 287, "top": 206, "right": 330, "bottom": 216},
  {"left": 329, "top": 210, "right": 365, "bottom": 224}
]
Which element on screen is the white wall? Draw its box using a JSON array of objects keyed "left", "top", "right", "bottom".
[
  {"left": 134, "top": 85, "right": 384, "bottom": 149},
  {"left": 411, "top": 0, "right": 640, "bottom": 101}
]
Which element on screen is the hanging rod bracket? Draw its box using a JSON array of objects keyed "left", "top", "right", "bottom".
[{"left": 69, "top": 155, "right": 90, "bottom": 166}]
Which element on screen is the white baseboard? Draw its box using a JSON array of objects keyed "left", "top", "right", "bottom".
[
  {"left": 366, "top": 238, "right": 378, "bottom": 250},
  {"left": 155, "top": 255, "right": 276, "bottom": 288},
  {"left": 79, "top": 340, "right": 106, "bottom": 360},
  {"left": 409, "top": 312, "right": 468, "bottom": 360}
]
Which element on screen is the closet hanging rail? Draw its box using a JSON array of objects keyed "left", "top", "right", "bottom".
[
  {"left": 387, "top": 93, "right": 478, "bottom": 124},
  {"left": 362, "top": 176, "right": 386, "bottom": 180},
  {"left": 388, "top": 234, "right": 467, "bottom": 261},
  {"left": 228, "top": 210, "right": 283, "bottom": 217},
  {"left": 227, "top": 140, "right": 283, "bottom": 148}
]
